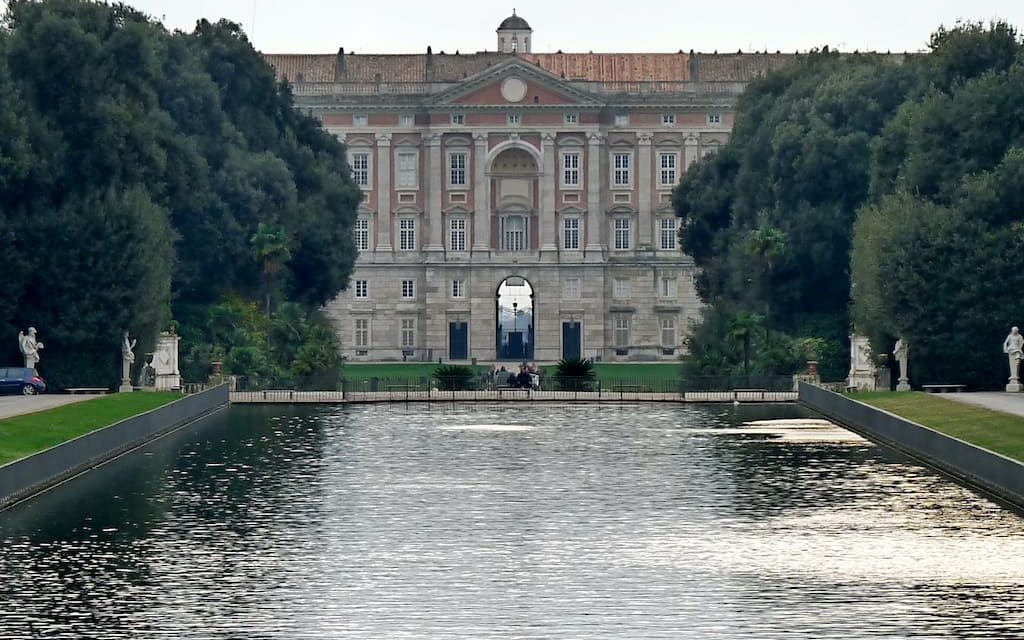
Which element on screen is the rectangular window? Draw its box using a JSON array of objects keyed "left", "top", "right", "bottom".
[
  {"left": 399, "top": 218, "right": 416, "bottom": 251},
  {"left": 614, "top": 316, "right": 630, "bottom": 347},
  {"left": 502, "top": 215, "right": 527, "bottom": 251},
  {"left": 660, "top": 218, "right": 678, "bottom": 250},
  {"left": 562, "top": 152, "right": 580, "bottom": 187},
  {"left": 354, "top": 318, "right": 369, "bottom": 347},
  {"left": 564, "top": 277, "right": 581, "bottom": 300},
  {"left": 662, "top": 113, "right": 676, "bottom": 126},
  {"left": 614, "top": 217, "right": 631, "bottom": 250},
  {"left": 449, "top": 218, "right": 466, "bottom": 252},
  {"left": 613, "top": 277, "right": 631, "bottom": 299},
  {"left": 449, "top": 152, "right": 467, "bottom": 187},
  {"left": 353, "top": 114, "right": 368, "bottom": 127},
  {"left": 660, "top": 277, "right": 677, "bottom": 298},
  {"left": 399, "top": 114, "right": 415, "bottom": 127},
  {"left": 659, "top": 153, "right": 678, "bottom": 187},
  {"left": 507, "top": 113, "right": 521, "bottom": 125},
  {"left": 564, "top": 112, "right": 579, "bottom": 124},
  {"left": 401, "top": 280, "right": 415, "bottom": 299},
  {"left": 350, "top": 152, "right": 370, "bottom": 188},
  {"left": 354, "top": 218, "right": 369, "bottom": 251},
  {"left": 660, "top": 318, "right": 676, "bottom": 346},
  {"left": 613, "top": 153, "right": 631, "bottom": 187},
  {"left": 354, "top": 279, "right": 368, "bottom": 299},
  {"left": 451, "top": 113, "right": 465, "bottom": 125},
  {"left": 708, "top": 112, "right": 722, "bottom": 125},
  {"left": 400, "top": 318, "right": 416, "bottom": 348},
  {"left": 451, "top": 279, "right": 465, "bottom": 298},
  {"left": 563, "top": 217, "right": 580, "bottom": 250},
  {"left": 614, "top": 114, "right": 630, "bottom": 126},
  {"left": 396, "top": 152, "right": 418, "bottom": 189}
]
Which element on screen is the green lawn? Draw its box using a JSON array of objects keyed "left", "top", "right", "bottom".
[
  {"left": 855, "top": 391, "right": 1024, "bottom": 462},
  {"left": 341, "top": 362, "right": 682, "bottom": 385},
  {"left": 0, "top": 393, "right": 182, "bottom": 466}
]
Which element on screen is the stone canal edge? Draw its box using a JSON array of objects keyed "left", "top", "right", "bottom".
[{"left": 799, "top": 382, "right": 1024, "bottom": 509}]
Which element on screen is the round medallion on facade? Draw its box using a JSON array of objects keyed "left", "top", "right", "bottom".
[{"left": 500, "top": 77, "right": 527, "bottom": 103}]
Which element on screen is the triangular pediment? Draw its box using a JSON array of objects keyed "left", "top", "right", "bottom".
[{"left": 428, "top": 58, "right": 601, "bottom": 107}]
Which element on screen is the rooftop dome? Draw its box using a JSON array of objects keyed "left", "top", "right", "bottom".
[{"left": 497, "top": 11, "right": 531, "bottom": 31}]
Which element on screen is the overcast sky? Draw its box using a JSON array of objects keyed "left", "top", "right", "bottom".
[{"left": 6, "top": 1, "right": 1024, "bottom": 54}]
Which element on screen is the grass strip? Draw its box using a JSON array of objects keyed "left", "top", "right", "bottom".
[
  {"left": 854, "top": 391, "right": 1024, "bottom": 463},
  {"left": 0, "top": 393, "right": 182, "bottom": 466}
]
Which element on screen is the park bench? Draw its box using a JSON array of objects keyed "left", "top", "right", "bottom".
[
  {"left": 64, "top": 387, "right": 109, "bottom": 395},
  {"left": 921, "top": 384, "right": 967, "bottom": 393}
]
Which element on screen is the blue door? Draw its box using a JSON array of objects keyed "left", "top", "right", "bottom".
[
  {"left": 562, "top": 322, "right": 582, "bottom": 360},
  {"left": 449, "top": 322, "right": 469, "bottom": 360}
]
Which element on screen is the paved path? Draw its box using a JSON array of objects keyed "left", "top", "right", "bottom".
[
  {"left": 937, "top": 392, "right": 1024, "bottom": 418},
  {"left": 0, "top": 395, "right": 98, "bottom": 421}
]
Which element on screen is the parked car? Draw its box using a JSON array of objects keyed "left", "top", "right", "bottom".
[{"left": 0, "top": 367, "right": 47, "bottom": 395}]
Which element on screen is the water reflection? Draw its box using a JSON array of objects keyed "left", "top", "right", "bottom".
[{"left": 0, "top": 402, "right": 1022, "bottom": 638}]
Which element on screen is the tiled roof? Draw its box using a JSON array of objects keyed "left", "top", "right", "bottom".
[
  {"left": 264, "top": 51, "right": 798, "bottom": 85},
  {"left": 523, "top": 53, "right": 691, "bottom": 82}
]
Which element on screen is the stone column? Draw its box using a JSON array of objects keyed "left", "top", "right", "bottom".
[
  {"left": 375, "top": 134, "right": 393, "bottom": 254},
  {"left": 425, "top": 134, "right": 444, "bottom": 254},
  {"left": 637, "top": 132, "right": 653, "bottom": 249},
  {"left": 585, "top": 133, "right": 604, "bottom": 258},
  {"left": 540, "top": 133, "right": 557, "bottom": 253},
  {"left": 473, "top": 134, "right": 490, "bottom": 254},
  {"left": 683, "top": 135, "right": 699, "bottom": 171}
]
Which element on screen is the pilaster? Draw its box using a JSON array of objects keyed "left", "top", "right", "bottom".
[
  {"left": 585, "top": 133, "right": 604, "bottom": 258},
  {"left": 683, "top": 135, "right": 699, "bottom": 171},
  {"left": 637, "top": 132, "right": 653, "bottom": 249},
  {"left": 472, "top": 134, "right": 490, "bottom": 254},
  {"left": 425, "top": 134, "right": 444, "bottom": 254},
  {"left": 375, "top": 134, "right": 393, "bottom": 255},
  {"left": 540, "top": 133, "right": 557, "bottom": 253}
]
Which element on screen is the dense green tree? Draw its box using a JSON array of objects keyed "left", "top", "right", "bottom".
[{"left": 0, "top": 1, "right": 360, "bottom": 387}]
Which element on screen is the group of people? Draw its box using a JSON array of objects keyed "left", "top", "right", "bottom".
[{"left": 490, "top": 362, "right": 541, "bottom": 390}]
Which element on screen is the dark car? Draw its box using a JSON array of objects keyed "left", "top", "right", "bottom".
[{"left": 0, "top": 367, "right": 47, "bottom": 395}]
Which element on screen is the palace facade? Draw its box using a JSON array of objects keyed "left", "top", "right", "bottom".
[{"left": 265, "top": 13, "right": 794, "bottom": 363}]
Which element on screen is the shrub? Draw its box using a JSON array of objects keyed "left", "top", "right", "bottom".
[
  {"left": 553, "top": 357, "right": 596, "bottom": 391},
  {"left": 432, "top": 364, "right": 476, "bottom": 391}
]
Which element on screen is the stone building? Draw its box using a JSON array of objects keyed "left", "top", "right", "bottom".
[{"left": 265, "top": 13, "right": 794, "bottom": 363}]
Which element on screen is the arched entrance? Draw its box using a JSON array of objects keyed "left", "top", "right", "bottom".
[{"left": 496, "top": 276, "right": 534, "bottom": 360}]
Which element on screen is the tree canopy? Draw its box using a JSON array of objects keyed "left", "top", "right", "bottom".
[
  {"left": 675, "top": 22, "right": 1024, "bottom": 387},
  {"left": 0, "top": 0, "right": 360, "bottom": 388}
]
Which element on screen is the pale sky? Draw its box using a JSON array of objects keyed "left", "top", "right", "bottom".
[{"left": 4, "top": 0, "right": 1024, "bottom": 54}]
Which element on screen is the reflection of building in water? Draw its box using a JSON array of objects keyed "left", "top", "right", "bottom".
[{"left": 265, "top": 12, "right": 807, "bottom": 362}]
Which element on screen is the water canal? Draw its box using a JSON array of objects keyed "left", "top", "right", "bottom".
[{"left": 1, "top": 403, "right": 1023, "bottom": 638}]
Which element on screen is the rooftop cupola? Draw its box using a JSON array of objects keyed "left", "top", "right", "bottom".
[{"left": 496, "top": 10, "right": 532, "bottom": 54}]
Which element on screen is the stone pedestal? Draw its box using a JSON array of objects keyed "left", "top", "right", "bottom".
[
  {"left": 847, "top": 334, "right": 877, "bottom": 391},
  {"left": 1007, "top": 382, "right": 1022, "bottom": 393},
  {"left": 152, "top": 331, "right": 181, "bottom": 391},
  {"left": 897, "top": 380, "right": 912, "bottom": 392}
]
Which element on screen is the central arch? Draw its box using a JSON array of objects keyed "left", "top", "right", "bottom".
[{"left": 495, "top": 276, "right": 535, "bottom": 361}]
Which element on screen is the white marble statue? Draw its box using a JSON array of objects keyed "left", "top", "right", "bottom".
[
  {"left": 1004, "top": 326, "right": 1023, "bottom": 392},
  {"left": 894, "top": 338, "right": 910, "bottom": 391},
  {"left": 18, "top": 327, "right": 44, "bottom": 369},
  {"left": 120, "top": 331, "right": 137, "bottom": 393}
]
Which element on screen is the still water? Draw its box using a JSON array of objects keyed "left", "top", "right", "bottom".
[{"left": 1, "top": 403, "right": 1023, "bottom": 639}]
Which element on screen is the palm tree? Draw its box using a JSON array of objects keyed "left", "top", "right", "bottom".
[
  {"left": 727, "top": 312, "right": 764, "bottom": 382},
  {"left": 250, "top": 222, "right": 292, "bottom": 316}
]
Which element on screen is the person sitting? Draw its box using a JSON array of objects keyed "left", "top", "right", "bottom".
[{"left": 494, "top": 366, "right": 512, "bottom": 388}]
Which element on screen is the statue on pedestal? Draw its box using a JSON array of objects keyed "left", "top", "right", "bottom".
[
  {"left": 894, "top": 338, "right": 910, "bottom": 391},
  {"left": 119, "top": 331, "right": 136, "bottom": 393},
  {"left": 18, "top": 327, "right": 44, "bottom": 369},
  {"left": 1004, "top": 326, "right": 1023, "bottom": 392}
]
